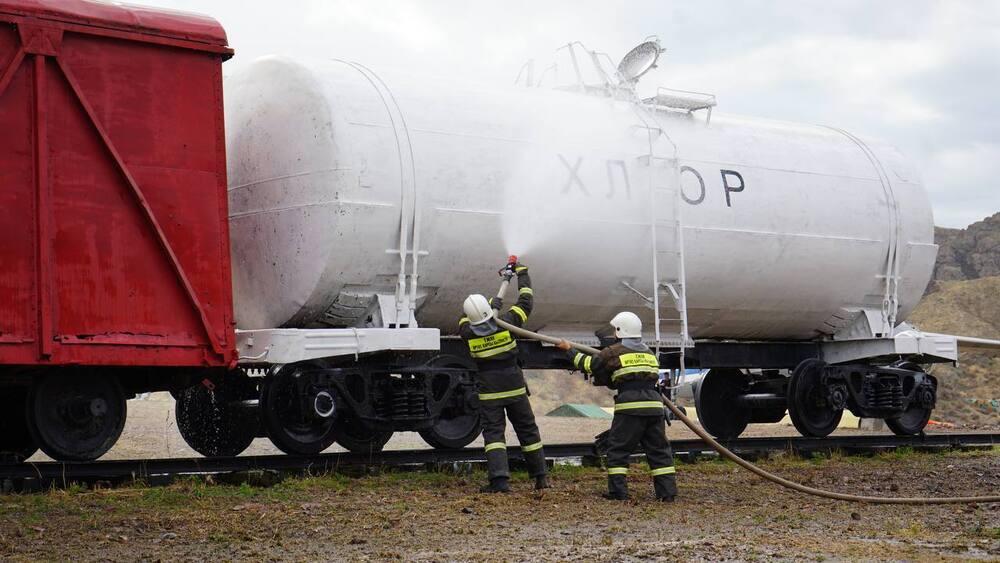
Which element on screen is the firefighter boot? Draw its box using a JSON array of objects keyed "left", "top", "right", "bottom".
[
  {"left": 603, "top": 473, "right": 629, "bottom": 500},
  {"left": 482, "top": 446, "right": 510, "bottom": 493},
  {"left": 654, "top": 473, "right": 678, "bottom": 502},
  {"left": 524, "top": 448, "right": 549, "bottom": 489},
  {"left": 480, "top": 476, "right": 510, "bottom": 493}
]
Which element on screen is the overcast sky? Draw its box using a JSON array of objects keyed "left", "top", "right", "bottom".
[{"left": 150, "top": 0, "right": 999, "bottom": 228}]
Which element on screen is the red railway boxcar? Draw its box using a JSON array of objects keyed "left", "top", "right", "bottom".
[{"left": 0, "top": 0, "right": 234, "bottom": 460}]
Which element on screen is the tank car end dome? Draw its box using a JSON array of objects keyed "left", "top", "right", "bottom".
[{"left": 226, "top": 57, "right": 340, "bottom": 329}]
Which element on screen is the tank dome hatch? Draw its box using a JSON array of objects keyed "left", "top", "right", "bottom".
[{"left": 617, "top": 37, "right": 664, "bottom": 84}]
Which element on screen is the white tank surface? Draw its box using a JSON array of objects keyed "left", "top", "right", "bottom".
[{"left": 225, "top": 56, "right": 936, "bottom": 342}]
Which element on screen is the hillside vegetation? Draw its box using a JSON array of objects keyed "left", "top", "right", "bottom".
[{"left": 909, "top": 276, "right": 1000, "bottom": 427}]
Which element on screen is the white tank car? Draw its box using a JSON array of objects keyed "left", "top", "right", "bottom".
[{"left": 225, "top": 56, "right": 936, "bottom": 342}]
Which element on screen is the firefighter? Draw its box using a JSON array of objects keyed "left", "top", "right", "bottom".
[
  {"left": 556, "top": 312, "right": 677, "bottom": 501},
  {"left": 459, "top": 261, "right": 549, "bottom": 493}
]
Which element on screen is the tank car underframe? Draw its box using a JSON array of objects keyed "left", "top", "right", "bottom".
[
  {"left": 219, "top": 328, "right": 957, "bottom": 455},
  {"left": 0, "top": 328, "right": 957, "bottom": 462},
  {"left": 61, "top": 326, "right": 949, "bottom": 461}
]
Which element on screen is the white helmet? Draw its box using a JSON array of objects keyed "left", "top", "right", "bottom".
[
  {"left": 610, "top": 311, "right": 642, "bottom": 339},
  {"left": 463, "top": 294, "right": 495, "bottom": 325}
]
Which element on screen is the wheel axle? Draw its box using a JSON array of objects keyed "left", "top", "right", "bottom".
[
  {"left": 313, "top": 391, "right": 336, "bottom": 419},
  {"left": 734, "top": 393, "right": 786, "bottom": 408}
]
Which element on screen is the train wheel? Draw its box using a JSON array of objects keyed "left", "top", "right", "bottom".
[
  {"left": 419, "top": 411, "right": 481, "bottom": 449},
  {"left": 175, "top": 375, "right": 258, "bottom": 457},
  {"left": 0, "top": 387, "right": 37, "bottom": 462},
  {"left": 885, "top": 362, "right": 934, "bottom": 436},
  {"left": 788, "top": 359, "right": 843, "bottom": 437},
  {"left": 418, "top": 356, "right": 481, "bottom": 449},
  {"left": 695, "top": 368, "right": 751, "bottom": 440},
  {"left": 260, "top": 365, "right": 338, "bottom": 455},
  {"left": 334, "top": 417, "right": 392, "bottom": 454},
  {"left": 886, "top": 404, "right": 932, "bottom": 436},
  {"left": 26, "top": 373, "right": 126, "bottom": 461}
]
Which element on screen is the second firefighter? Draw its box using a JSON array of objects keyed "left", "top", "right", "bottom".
[{"left": 558, "top": 312, "right": 677, "bottom": 501}]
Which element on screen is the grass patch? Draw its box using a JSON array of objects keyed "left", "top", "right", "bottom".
[
  {"left": 966, "top": 525, "right": 1000, "bottom": 540},
  {"left": 872, "top": 445, "right": 1000, "bottom": 463},
  {"left": 896, "top": 520, "right": 929, "bottom": 539},
  {"left": 948, "top": 445, "right": 1000, "bottom": 458},
  {"left": 548, "top": 463, "right": 592, "bottom": 479},
  {"left": 374, "top": 468, "right": 460, "bottom": 488},
  {"left": 0, "top": 475, "right": 313, "bottom": 521},
  {"left": 878, "top": 446, "right": 916, "bottom": 461},
  {"left": 274, "top": 472, "right": 351, "bottom": 493},
  {"left": 981, "top": 527, "right": 1000, "bottom": 540}
]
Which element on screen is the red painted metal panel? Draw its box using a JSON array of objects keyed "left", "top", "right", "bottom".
[
  {"left": 0, "top": 27, "right": 34, "bottom": 347},
  {"left": 0, "top": 0, "right": 229, "bottom": 48},
  {"left": 33, "top": 54, "right": 52, "bottom": 358},
  {"left": 0, "top": 3, "right": 235, "bottom": 368}
]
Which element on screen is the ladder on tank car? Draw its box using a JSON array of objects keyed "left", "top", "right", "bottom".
[
  {"left": 631, "top": 111, "right": 692, "bottom": 380},
  {"left": 342, "top": 61, "right": 425, "bottom": 329}
]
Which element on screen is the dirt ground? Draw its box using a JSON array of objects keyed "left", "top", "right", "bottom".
[{"left": 3, "top": 449, "right": 999, "bottom": 561}]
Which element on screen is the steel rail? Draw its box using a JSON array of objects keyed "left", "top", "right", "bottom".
[{"left": 1, "top": 433, "right": 997, "bottom": 486}]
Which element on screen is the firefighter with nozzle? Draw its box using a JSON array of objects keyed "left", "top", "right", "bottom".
[
  {"left": 557, "top": 312, "right": 677, "bottom": 501},
  {"left": 460, "top": 259, "right": 550, "bottom": 493}
]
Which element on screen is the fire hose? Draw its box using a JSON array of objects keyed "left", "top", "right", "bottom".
[{"left": 492, "top": 274, "right": 1000, "bottom": 505}]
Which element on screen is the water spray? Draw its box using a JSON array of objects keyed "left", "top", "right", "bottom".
[{"left": 492, "top": 271, "right": 1000, "bottom": 505}]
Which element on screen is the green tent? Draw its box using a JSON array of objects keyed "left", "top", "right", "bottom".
[{"left": 547, "top": 403, "right": 613, "bottom": 419}]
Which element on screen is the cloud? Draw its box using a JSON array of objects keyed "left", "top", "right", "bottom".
[
  {"left": 923, "top": 143, "right": 1000, "bottom": 227},
  {"left": 662, "top": 35, "right": 947, "bottom": 124},
  {"left": 304, "top": 2, "right": 447, "bottom": 54}
]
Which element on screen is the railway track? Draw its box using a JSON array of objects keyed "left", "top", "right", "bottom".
[{"left": 2, "top": 433, "right": 997, "bottom": 492}]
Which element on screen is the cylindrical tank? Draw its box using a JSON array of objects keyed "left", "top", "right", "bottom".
[{"left": 225, "top": 56, "right": 936, "bottom": 341}]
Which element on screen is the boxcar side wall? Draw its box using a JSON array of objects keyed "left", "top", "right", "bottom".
[{"left": 0, "top": 11, "right": 235, "bottom": 368}]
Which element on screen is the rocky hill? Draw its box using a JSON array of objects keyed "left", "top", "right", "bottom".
[{"left": 931, "top": 212, "right": 1000, "bottom": 286}]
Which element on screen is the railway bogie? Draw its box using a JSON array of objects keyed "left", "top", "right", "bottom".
[
  {"left": 165, "top": 352, "right": 484, "bottom": 457},
  {"left": 694, "top": 358, "right": 938, "bottom": 441}
]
